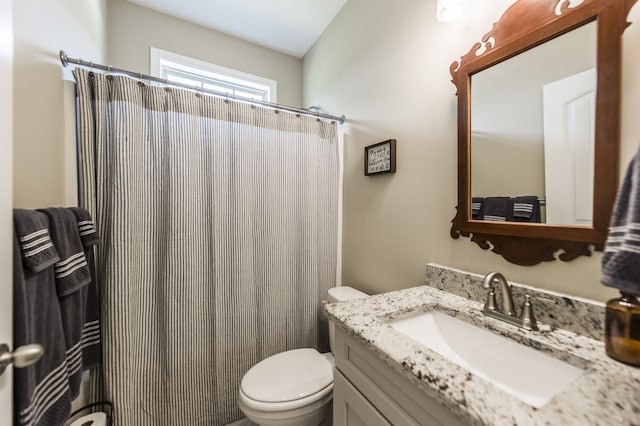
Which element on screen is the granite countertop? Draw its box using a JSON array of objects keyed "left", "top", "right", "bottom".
[{"left": 323, "top": 284, "right": 640, "bottom": 426}]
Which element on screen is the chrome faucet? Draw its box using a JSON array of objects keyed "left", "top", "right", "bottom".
[{"left": 481, "top": 272, "right": 538, "bottom": 331}]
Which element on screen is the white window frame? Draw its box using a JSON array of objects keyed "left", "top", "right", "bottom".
[{"left": 150, "top": 47, "right": 277, "bottom": 102}]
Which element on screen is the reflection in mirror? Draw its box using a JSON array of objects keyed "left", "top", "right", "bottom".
[{"left": 471, "top": 22, "right": 596, "bottom": 226}]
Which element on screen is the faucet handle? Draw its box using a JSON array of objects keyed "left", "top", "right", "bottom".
[
  {"left": 519, "top": 295, "right": 539, "bottom": 331},
  {"left": 484, "top": 287, "right": 498, "bottom": 312}
]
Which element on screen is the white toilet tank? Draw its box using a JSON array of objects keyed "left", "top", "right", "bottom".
[{"left": 327, "top": 286, "right": 368, "bottom": 352}]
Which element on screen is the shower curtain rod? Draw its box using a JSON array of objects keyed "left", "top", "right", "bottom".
[{"left": 60, "top": 50, "right": 346, "bottom": 124}]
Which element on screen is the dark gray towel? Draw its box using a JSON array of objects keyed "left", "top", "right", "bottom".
[
  {"left": 471, "top": 197, "right": 484, "bottom": 220},
  {"left": 69, "top": 207, "right": 102, "bottom": 369},
  {"left": 39, "top": 208, "right": 91, "bottom": 400},
  {"left": 511, "top": 196, "right": 541, "bottom": 223},
  {"left": 602, "top": 147, "right": 640, "bottom": 296},
  {"left": 38, "top": 208, "right": 91, "bottom": 297},
  {"left": 483, "top": 197, "right": 510, "bottom": 222},
  {"left": 13, "top": 210, "right": 72, "bottom": 426}
]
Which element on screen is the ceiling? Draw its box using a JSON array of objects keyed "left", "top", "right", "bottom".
[{"left": 125, "top": 0, "right": 348, "bottom": 58}]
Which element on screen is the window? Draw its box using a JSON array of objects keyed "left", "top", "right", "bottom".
[{"left": 150, "top": 48, "right": 277, "bottom": 102}]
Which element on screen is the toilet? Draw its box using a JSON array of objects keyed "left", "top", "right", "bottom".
[{"left": 238, "top": 286, "right": 368, "bottom": 426}]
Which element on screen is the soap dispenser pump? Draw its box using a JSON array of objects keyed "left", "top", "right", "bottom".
[{"left": 604, "top": 292, "right": 640, "bottom": 366}]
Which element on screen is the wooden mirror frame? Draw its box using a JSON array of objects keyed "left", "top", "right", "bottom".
[{"left": 450, "top": 0, "right": 637, "bottom": 266}]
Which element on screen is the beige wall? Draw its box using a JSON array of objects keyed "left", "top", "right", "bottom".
[
  {"left": 13, "top": 0, "right": 108, "bottom": 208},
  {"left": 107, "top": 0, "right": 303, "bottom": 107},
  {"left": 303, "top": 0, "right": 640, "bottom": 301}
]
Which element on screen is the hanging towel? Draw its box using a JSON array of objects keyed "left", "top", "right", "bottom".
[
  {"left": 602, "top": 147, "right": 640, "bottom": 296},
  {"left": 39, "top": 208, "right": 92, "bottom": 400},
  {"left": 13, "top": 209, "right": 72, "bottom": 426},
  {"left": 483, "top": 197, "right": 510, "bottom": 222},
  {"left": 69, "top": 207, "right": 102, "bottom": 369},
  {"left": 511, "top": 196, "right": 541, "bottom": 223},
  {"left": 472, "top": 197, "right": 484, "bottom": 219}
]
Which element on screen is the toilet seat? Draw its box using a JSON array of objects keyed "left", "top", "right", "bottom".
[
  {"left": 239, "top": 383, "right": 333, "bottom": 412},
  {"left": 240, "top": 348, "right": 334, "bottom": 411}
]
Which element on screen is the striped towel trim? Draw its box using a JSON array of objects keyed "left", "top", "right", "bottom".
[
  {"left": 513, "top": 202, "right": 535, "bottom": 219},
  {"left": 604, "top": 224, "right": 640, "bottom": 254},
  {"left": 19, "top": 230, "right": 55, "bottom": 258},
  {"left": 82, "top": 320, "right": 101, "bottom": 348},
  {"left": 23, "top": 242, "right": 55, "bottom": 258},
  {"left": 77, "top": 220, "right": 97, "bottom": 236},
  {"left": 18, "top": 228, "right": 48, "bottom": 242},
  {"left": 513, "top": 203, "right": 534, "bottom": 213},
  {"left": 605, "top": 245, "right": 640, "bottom": 254},
  {"left": 18, "top": 361, "right": 70, "bottom": 426},
  {"left": 471, "top": 202, "right": 482, "bottom": 212},
  {"left": 484, "top": 215, "right": 506, "bottom": 222},
  {"left": 609, "top": 223, "right": 640, "bottom": 232},
  {"left": 65, "top": 341, "right": 83, "bottom": 378},
  {"left": 20, "top": 236, "right": 49, "bottom": 250},
  {"left": 54, "top": 252, "right": 88, "bottom": 279}
]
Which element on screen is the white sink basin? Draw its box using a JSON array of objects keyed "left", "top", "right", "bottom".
[{"left": 389, "top": 311, "right": 584, "bottom": 408}]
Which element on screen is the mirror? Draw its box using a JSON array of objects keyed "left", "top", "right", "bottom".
[
  {"left": 471, "top": 21, "right": 596, "bottom": 226},
  {"left": 450, "top": 0, "right": 637, "bottom": 266}
]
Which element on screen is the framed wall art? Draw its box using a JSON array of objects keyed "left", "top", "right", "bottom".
[{"left": 364, "top": 139, "right": 396, "bottom": 176}]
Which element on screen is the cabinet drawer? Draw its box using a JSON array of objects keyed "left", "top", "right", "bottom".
[
  {"left": 334, "top": 369, "right": 391, "bottom": 426},
  {"left": 333, "top": 327, "right": 466, "bottom": 426}
]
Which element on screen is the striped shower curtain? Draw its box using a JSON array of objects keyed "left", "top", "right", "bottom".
[{"left": 73, "top": 68, "right": 338, "bottom": 425}]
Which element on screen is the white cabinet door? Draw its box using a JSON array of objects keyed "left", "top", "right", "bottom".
[
  {"left": 0, "top": 0, "right": 14, "bottom": 423},
  {"left": 333, "top": 370, "right": 391, "bottom": 426}
]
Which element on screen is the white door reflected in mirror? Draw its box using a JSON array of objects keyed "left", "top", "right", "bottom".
[{"left": 543, "top": 68, "right": 596, "bottom": 226}]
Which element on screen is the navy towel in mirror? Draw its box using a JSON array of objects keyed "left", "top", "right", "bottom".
[
  {"left": 483, "top": 197, "right": 510, "bottom": 222},
  {"left": 511, "top": 196, "right": 541, "bottom": 223}
]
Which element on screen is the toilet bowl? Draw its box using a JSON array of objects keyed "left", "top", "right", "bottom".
[{"left": 238, "top": 286, "right": 368, "bottom": 426}]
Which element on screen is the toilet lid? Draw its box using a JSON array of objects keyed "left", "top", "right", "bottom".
[{"left": 241, "top": 348, "right": 333, "bottom": 403}]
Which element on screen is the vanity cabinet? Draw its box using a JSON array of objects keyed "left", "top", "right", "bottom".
[{"left": 332, "top": 327, "right": 466, "bottom": 426}]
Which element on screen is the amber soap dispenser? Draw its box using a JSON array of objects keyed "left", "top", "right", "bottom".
[{"left": 605, "top": 292, "right": 640, "bottom": 366}]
